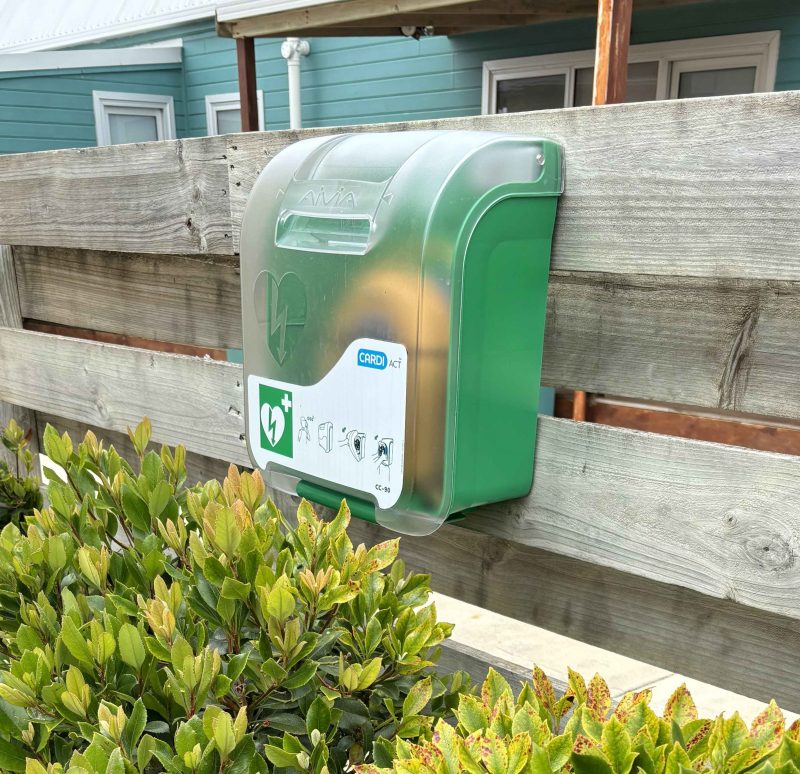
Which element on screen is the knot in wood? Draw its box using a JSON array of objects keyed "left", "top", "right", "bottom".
[{"left": 744, "top": 533, "right": 795, "bottom": 572}]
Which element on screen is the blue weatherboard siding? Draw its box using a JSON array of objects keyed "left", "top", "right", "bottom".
[
  {"left": 0, "top": 65, "right": 184, "bottom": 154},
  {"left": 0, "top": 0, "right": 798, "bottom": 152},
  {"left": 118, "top": 0, "right": 800, "bottom": 132}
]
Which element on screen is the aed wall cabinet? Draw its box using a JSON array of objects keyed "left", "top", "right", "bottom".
[{"left": 241, "top": 130, "right": 563, "bottom": 535}]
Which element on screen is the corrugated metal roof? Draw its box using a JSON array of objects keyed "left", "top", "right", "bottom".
[{"left": 0, "top": 0, "right": 247, "bottom": 52}]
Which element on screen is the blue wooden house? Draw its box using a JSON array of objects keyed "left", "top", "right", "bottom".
[{"left": 0, "top": 0, "right": 798, "bottom": 155}]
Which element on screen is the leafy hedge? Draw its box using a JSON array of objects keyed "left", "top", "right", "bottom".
[
  {"left": 0, "top": 419, "right": 795, "bottom": 774},
  {"left": 0, "top": 420, "right": 464, "bottom": 774},
  {"left": 361, "top": 667, "right": 799, "bottom": 774}
]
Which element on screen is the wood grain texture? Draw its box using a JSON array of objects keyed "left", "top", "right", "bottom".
[
  {"left": 226, "top": 91, "right": 800, "bottom": 279},
  {"left": 1, "top": 92, "right": 798, "bottom": 275},
  {"left": 0, "top": 136, "right": 232, "bottom": 255},
  {"left": 479, "top": 418, "right": 800, "bottom": 620},
  {"left": 0, "top": 328, "right": 248, "bottom": 466},
  {"left": 581, "top": 398, "right": 800, "bottom": 456},
  {"left": 24, "top": 321, "right": 228, "bottom": 361},
  {"left": 216, "top": 0, "right": 704, "bottom": 37},
  {"left": 15, "top": 246, "right": 242, "bottom": 349},
  {"left": 216, "top": 0, "right": 594, "bottom": 37},
  {"left": 14, "top": 247, "right": 800, "bottom": 417},
  {"left": 593, "top": 0, "right": 633, "bottom": 105},
  {"left": 541, "top": 272, "right": 800, "bottom": 418},
  {"left": 0, "top": 246, "right": 37, "bottom": 464},
  {"left": 237, "top": 38, "right": 260, "bottom": 133},
  {"left": 0, "top": 248, "right": 22, "bottom": 328},
  {"left": 3, "top": 326, "right": 800, "bottom": 622}
]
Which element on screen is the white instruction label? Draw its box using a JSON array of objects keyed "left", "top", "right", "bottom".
[{"left": 247, "top": 339, "right": 407, "bottom": 509}]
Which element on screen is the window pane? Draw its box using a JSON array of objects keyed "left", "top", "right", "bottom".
[
  {"left": 108, "top": 113, "right": 159, "bottom": 144},
  {"left": 496, "top": 74, "right": 566, "bottom": 113},
  {"left": 574, "top": 61, "right": 659, "bottom": 106},
  {"left": 216, "top": 107, "right": 242, "bottom": 134},
  {"left": 677, "top": 66, "right": 756, "bottom": 98}
]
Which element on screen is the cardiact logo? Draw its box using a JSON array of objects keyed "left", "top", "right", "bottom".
[{"left": 357, "top": 348, "right": 387, "bottom": 370}]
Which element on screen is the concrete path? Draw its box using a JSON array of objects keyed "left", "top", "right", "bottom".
[{"left": 433, "top": 592, "right": 798, "bottom": 725}]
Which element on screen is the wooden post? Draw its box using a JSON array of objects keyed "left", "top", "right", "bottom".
[
  {"left": 592, "top": 0, "right": 633, "bottom": 106},
  {"left": 572, "top": 0, "right": 633, "bottom": 422},
  {"left": 236, "top": 37, "right": 260, "bottom": 132},
  {"left": 0, "top": 246, "right": 38, "bottom": 463}
]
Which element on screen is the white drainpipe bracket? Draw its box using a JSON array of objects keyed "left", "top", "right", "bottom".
[
  {"left": 281, "top": 37, "right": 310, "bottom": 130},
  {"left": 281, "top": 37, "right": 311, "bottom": 60}
]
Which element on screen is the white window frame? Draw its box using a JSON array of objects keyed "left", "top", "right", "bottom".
[
  {"left": 92, "top": 91, "right": 176, "bottom": 146},
  {"left": 668, "top": 54, "right": 765, "bottom": 99},
  {"left": 205, "top": 91, "right": 265, "bottom": 135},
  {"left": 482, "top": 31, "right": 780, "bottom": 114}
]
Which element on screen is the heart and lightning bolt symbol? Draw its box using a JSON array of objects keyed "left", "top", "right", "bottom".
[
  {"left": 269, "top": 288, "right": 290, "bottom": 364},
  {"left": 258, "top": 386, "right": 293, "bottom": 456},
  {"left": 261, "top": 396, "right": 290, "bottom": 447},
  {"left": 266, "top": 272, "right": 307, "bottom": 365}
]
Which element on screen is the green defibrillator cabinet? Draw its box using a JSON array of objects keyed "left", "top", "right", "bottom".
[{"left": 240, "top": 130, "right": 563, "bottom": 535}]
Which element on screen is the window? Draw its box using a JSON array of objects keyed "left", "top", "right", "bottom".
[
  {"left": 205, "top": 91, "right": 265, "bottom": 135},
  {"left": 93, "top": 91, "right": 176, "bottom": 146},
  {"left": 482, "top": 31, "right": 779, "bottom": 114}
]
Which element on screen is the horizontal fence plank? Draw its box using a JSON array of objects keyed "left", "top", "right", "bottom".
[
  {"left": 342, "top": 517, "right": 800, "bottom": 712},
  {"left": 13, "top": 247, "right": 800, "bottom": 417},
  {"left": 3, "top": 326, "right": 800, "bottom": 623},
  {"left": 0, "top": 328, "right": 248, "bottom": 466},
  {"left": 226, "top": 91, "right": 800, "bottom": 280},
  {"left": 0, "top": 137, "right": 232, "bottom": 255},
  {"left": 15, "top": 246, "right": 242, "bottom": 350},
  {"left": 543, "top": 271, "right": 800, "bottom": 418},
  {"left": 0, "top": 93, "right": 799, "bottom": 281},
  {"left": 37, "top": 413, "right": 800, "bottom": 710}
]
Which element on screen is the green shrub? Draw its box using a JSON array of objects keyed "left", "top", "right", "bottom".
[
  {"left": 0, "top": 420, "right": 43, "bottom": 528},
  {"left": 360, "top": 667, "right": 799, "bottom": 774},
  {"left": 0, "top": 420, "right": 465, "bottom": 774}
]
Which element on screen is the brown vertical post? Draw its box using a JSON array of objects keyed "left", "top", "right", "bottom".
[
  {"left": 0, "top": 245, "right": 38, "bottom": 464},
  {"left": 572, "top": 0, "right": 632, "bottom": 422},
  {"left": 236, "top": 37, "right": 260, "bottom": 132},
  {"left": 592, "top": 0, "right": 633, "bottom": 106}
]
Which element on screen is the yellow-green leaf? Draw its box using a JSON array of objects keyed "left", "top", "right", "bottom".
[
  {"left": 663, "top": 685, "right": 697, "bottom": 727},
  {"left": 61, "top": 617, "right": 92, "bottom": 666},
  {"left": 213, "top": 713, "right": 236, "bottom": 760},
  {"left": 61, "top": 691, "right": 86, "bottom": 718},
  {"left": 215, "top": 508, "right": 241, "bottom": 557},
  {"left": 118, "top": 623, "right": 146, "bottom": 671},
  {"left": 266, "top": 584, "right": 294, "bottom": 622},
  {"left": 403, "top": 675, "right": 432, "bottom": 717},
  {"left": 587, "top": 674, "right": 612, "bottom": 721},
  {"left": 602, "top": 716, "right": 637, "bottom": 774},
  {"left": 457, "top": 694, "right": 489, "bottom": 734},
  {"left": 364, "top": 539, "right": 399, "bottom": 572},
  {"left": 357, "top": 657, "right": 383, "bottom": 692}
]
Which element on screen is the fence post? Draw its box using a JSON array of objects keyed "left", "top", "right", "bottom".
[{"left": 0, "top": 245, "right": 38, "bottom": 464}]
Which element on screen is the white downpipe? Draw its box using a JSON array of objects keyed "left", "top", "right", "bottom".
[{"left": 281, "top": 37, "right": 310, "bottom": 129}]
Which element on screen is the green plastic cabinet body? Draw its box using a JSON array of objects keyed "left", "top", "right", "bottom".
[{"left": 240, "top": 131, "right": 563, "bottom": 535}]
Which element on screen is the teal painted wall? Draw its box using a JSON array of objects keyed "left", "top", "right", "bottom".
[
  {"left": 105, "top": 0, "right": 800, "bottom": 134},
  {"left": 0, "top": 64, "right": 184, "bottom": 154},
  {"left": 0, "top": 0, "right": 798, "bottom": 150}
]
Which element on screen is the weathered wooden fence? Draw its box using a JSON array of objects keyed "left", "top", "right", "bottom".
[{"left": 1, "top": 91, "right": 799, "bottom": 706}]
